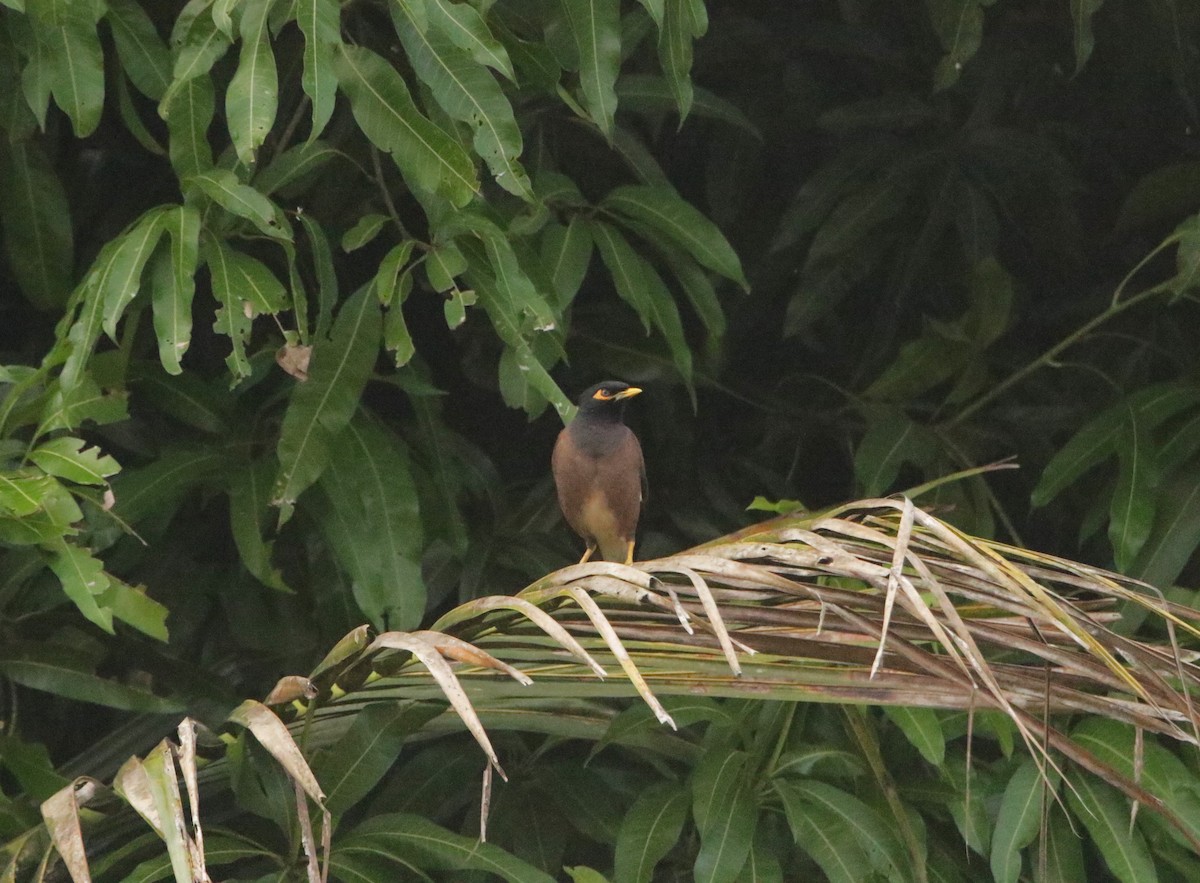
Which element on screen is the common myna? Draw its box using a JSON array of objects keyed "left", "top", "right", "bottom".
[{"left": 552, "top": 381, "right": 645, "bottom": 565}]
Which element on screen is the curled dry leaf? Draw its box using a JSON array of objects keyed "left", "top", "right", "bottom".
[
  {"left": 276, "top": 342, "right": 313, "bottom": 380},
  {"left": 264, "top": 675, "right": 319, "bottom": 705}
]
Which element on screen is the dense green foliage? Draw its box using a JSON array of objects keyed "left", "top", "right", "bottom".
[{"left": 3, "top": 0, "right": 1200, "bottom": 880}]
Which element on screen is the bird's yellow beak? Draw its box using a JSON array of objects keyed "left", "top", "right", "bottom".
[{"left": 613, "top": 387, "right": 643, "bottom": 400}]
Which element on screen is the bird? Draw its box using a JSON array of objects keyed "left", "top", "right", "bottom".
[{"left": 552, "top": 381, "right": 646, "bottom": 565}]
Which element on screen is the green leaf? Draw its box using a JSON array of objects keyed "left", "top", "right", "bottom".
[
  {"left": 314, "top": 702, "right": 442, "bottom": 816},
  {"left": 187, "top": 168, "right": 289, "bottom": 239},
  {"left": 96, "top": 578, "right": 170, "bottom": 642},
  {"left": 0, "top": 140, "right": 73, "bottom": 310},
  {"left": 374, "top": 240, "right": 416, "bottom": 306},
  {"left": 657, "top": 0, "right": 706, "bottom": 120},
  {"left": 254, "top": 140, "right": 339, "bottom": 195},
  {"left": 0, "top": 642, "right": 183, "bottom": 712},
  {"left": 297, "top": 0, "right": 341, "bottom": 139},
  {"left": 1039, "top": 805, "right": 1086, "bottom": 883},
  {"left": 425, "top": 240, "right": 467, "bottom": 292},
  {"left": 990, "top": 760, "right": 1048, "bottom": 883},
  {"left": 1110, "top": 407, "right": 1159, "bottom": 570},
  {"left": 661, "top": 246, "right": 725, "bottom": 338},
  {"left": 1130, "top": 462, "right": 1200, "bottom": 587},
  {"left": 591, "top": 220, "right": 693, "bottom": 382},
  {"left": 299, "top": 214, "right": 339, "bottom": 340},
  {"left": 342, "top": 213, "right": 390, "bottom": 252},
  {"left": 40, "top": 374, "right": 129, "bottom": 434},
  {"left": 111, "top": 446, "right": 229, "bottom": 527},
  {"left": 617, "top": 74, "right": 757, "bottom": 134},
  {"left": 29, "top": 437, "right": 120, "bottom": 485},
  {"left": 333, "top": 43, "right": 479, "bottom": 206},
  {"left": 101, "top": 207, "right": 170, "bottom": 340},
  {"left": 774, "top": 779, "right": 905, "bottom": 881},
  {"left": 1031, "top": 383, "right": 1200, "bottom": 507},
  {"left": 26, "top": 0, "right": 105, "bottom": 136},
  {"left": 561, "top": 0, "right": 620, "bottom": 137},
  {"left": 228, "top": 457, "right": 289, "bottom": 592},
  {"left": 204, "top": 238, "right": 285, "bottom": 380},
  {"left": 162, "top": 8, "right": 231, "bottom": 106},
  {"left": 603, "top": 183, "right": 748, "bottom": 289},
  {"left": 318, "top": 415, "right": 425, "bottom": 629},
  {"left": 884, "top": 706, "right": 945, "bottom": 766},
  {"left": 566, "top": 869, "right": 611, "bottom": 883},
  {"left": 540, "top": 218, "right": 593, "bottom": 308},
  {"left": 47, "top": 539, "right": 112, "bottom": 632},
  {"left": 775, "top": 780, "right": 872, "bottom": 883},
  {"left": 332, "top": 813, "right": 557, "bottom": 883},
  {"left": 160, "top": 74, "right": 215, "bottom": 178},
  {"left": 614, "top": 782, "right": 689, "bottom": 883},
  {"left": 927, "top": 0, "right": 986, "bottom": 90},
  {"left": 1065, "top": 775, "right": 1157, "bottom": 883},
  {"left": 226, "top": 0, "right": 278, "bottom": 165},
  {"left": 150, "top": 205, "right": 201, "bottom": 375},
  {"left": 273, "top": 285, "right": 382, "bottom": 522},
  {"left": 105, "top": 0, "right": 172, "bottom": 100},
  {"left": 1070, "top": 0, "right": 1105, "bottom": 75},
  {"left": 428, "top": 0, "right": 515, "bottom": 81},
  {"left": 392, "top": 4, "right": 532, "bottom": 200}
]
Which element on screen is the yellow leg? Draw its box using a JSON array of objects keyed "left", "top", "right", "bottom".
[
  {"left": 578, "top": 544, "right": 596, "bottom": 564},
  {"left": 624, "top": 540, "right": 635, "bottom": 566}
]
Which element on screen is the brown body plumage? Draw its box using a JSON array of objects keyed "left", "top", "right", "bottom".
[{"left": 552, "top": 381, "right": 645, "bottom": 564}]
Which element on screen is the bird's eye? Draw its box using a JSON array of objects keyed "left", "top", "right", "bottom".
[{"left": 593, "top": 389, "right": 612, "bottom": 400}]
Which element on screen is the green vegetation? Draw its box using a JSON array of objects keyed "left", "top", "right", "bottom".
[{"left": 3, "top": 0, "right": 1200, "bottom": 880}]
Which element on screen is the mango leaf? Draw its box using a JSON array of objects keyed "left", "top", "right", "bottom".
[
  {"left": 1071, "top": 0, "right": 1105, "bottom": 74},
  {"left": 990, "top": 760, "right": 1048, "bottom": 883},
  {"left": 100, "top": 206, "right": 170, "bottom": 340},
  {"left": 427, "top": 0, "right": 515, "bottom": 81},
  {"left": 0, "top": 140, "right": 73, "bottom": 310},
  {"left": 927, "top": 0, "right": 986, "bottom": 90},
  {"left": 273, "top": 285, "right": 382, "bottom": 523},
  {"left": 254, "top": 140, "right": 339, "bottom": 195},
  {"left": 374, "top": 240, "right": 416, "bottom": 306},
  {"left": 47, "top": 540, "right": 113, "bottom": 632},
  {"left": 561, "top": 0, "right": 620, "bottom": 137},
  {"left": 0, "top": 642, "right": 182, "bottom": 712},
  {"left": 1065, "top": 775, "right": 1157, "bottom": 883},
  {"left": 775, "top": 780, "right": 871, "bottom": 883},
  {"left": 1031, "top": 383, "right": 1200, "bottom": 507},
  {"left": 333, "top": 43, "right": 478, "bottom": 206},
  {"left": 25, "top": 0, "right": 104, "bottom": 136},
  {"left": 884, "top": 706, "right": 944, "bottom": 765},
  {"left": 228, "top": 457, "right": 289, "bottom": 592},
  {"left": 203, "top": 238, "right": 273, "bottom": 380},
  {"left": 657, "top": 0, "right": 706, "bottom": 120},
  {"left": 187, "top": 168, "right": 289, "bottom": 239},
  {"left": 106, "top": 0, "right": 172, "bottom": 100},
  {"left": 617, "top": 73, "right": 755, "bottom": 134},
  {"left": 226, "top": 0, "right": 278, "bottom": 165},
  {"left": 591, "top": 220, "right": 693, "bottom": 383},
  {"left": 342, "top": 213, "right": 389, "bottom": 253},
  {"left": 299, "top": 213, "right": 339, "bottom": 340},
  {"left": 162, "top": 8, "right": 230, "bottom": 106},
  {"left": 614, "top": 782, "right": 689, "bottom": 883},
  {"left": 775, "top": 779, "right": 905, "bottom": 881},
  {"left": 28, "top": 437, "right": 120, "bottom": 485},
  {"left": 150, "top": 204, "right": 201, "bottom": 375},
  {"left": 314, "top": 701, "right": 442, "bottom": 816},
  {"left": 692, "top": 752, "right": 755, "bottom": 883},
  {"left": 602, "top": 184, "right": 748, "bottom": 289},
  {"left": 1130, "top": 462, "right": 1200, "bottom": 588},
  {"left": 111, "top": 446, "right": 230, "bottom": 528},
  {"left": 317, "top": 415, "right": 425, "bottom": 629},
  {"left": 540, "top": 218, "right": 593, "bottom": 308},
  {"left": 392, "top": 4, "right": 532, "bottom": 200},
  {"left": 160, "top": 74, "right": 215, "bottom": 179},
  {"left": 96, "top": 578, "right": 170, "bottom": 642},
  {"left": 332, "top": 813, "right": 556, "bottom": 882},
  {"left": 297, "top": 0, "right": 341, "bottom": 140},
  {"left": 39, "top": 374, "right": 129, "bottom": 434},
  {"left": 1109, "top": 408, "right": 1159, "bottom": 571}
]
